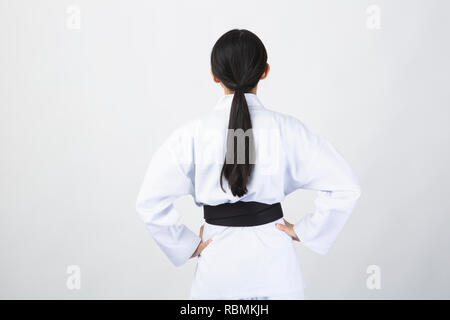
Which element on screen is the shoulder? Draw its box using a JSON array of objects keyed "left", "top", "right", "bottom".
[
  {"left": 263, "top": 108, "right": 322, "bottom": 145},
  {"left": 165, "top": 117, "right": 202, "bottom": 145},
  {"left": 258, "top": 108, "right": 328, "bottom": 171}
]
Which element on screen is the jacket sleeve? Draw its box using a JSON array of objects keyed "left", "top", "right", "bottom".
[
  {"left": 286, "top": 118, "right": 361, "bottom": 255},
  {"left": 136, "top": 127, "right": 201, "bottom": 267}
]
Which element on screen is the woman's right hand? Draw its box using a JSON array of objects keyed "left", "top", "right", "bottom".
[
  {"left": 191, "top": 225, "right": 212, "bottom": 258},
  {"left": 276, "top": 219, "right": 300, "bottom": 241}
]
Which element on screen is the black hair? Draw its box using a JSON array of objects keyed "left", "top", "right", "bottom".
[{"left": 211, "top": 29, "right": 268, "bottom": 197}]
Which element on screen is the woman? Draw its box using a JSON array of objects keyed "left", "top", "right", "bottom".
[{"left": 136, "top": 29, "right": 361, "bottom": 300}]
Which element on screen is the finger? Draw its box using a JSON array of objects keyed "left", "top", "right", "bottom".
[
  {"left": 197, "top": 243, "right": 207, "bottom": 256},
  {"left": 191, "top": 243, "right": 200, "bottom": 258},
  {"left": 199, "top": 239, "right": 212, "bottom": 253},
  {"left": 283, "top": 219, "right": 292, "bottom": 227},
  {"left": 199, "top": 225, "right": 204, "bottom": 238},
  {"left": 277, "top": 223, "right": 296, "bottom": 239},
  {"left": 276, "top": 223, "right": 288, "bottom": 232}
]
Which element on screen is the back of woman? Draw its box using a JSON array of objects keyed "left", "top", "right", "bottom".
[{"left": 136, "top": 29, "right": 361, "bottom": 300}]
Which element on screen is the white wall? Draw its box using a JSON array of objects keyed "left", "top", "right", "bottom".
[{"left": 1, "top": 0, "right": 449, "bottom": 299}]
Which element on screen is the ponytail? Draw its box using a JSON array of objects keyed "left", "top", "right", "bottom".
[
  {"left": 220, "top": 89, "right": 254, "bottom": 197},
  {"left": 211, "top": 29, "right": 268, "bottom": 197}
]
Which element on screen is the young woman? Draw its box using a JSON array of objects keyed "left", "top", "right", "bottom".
[{"left": 136, "top": 29, "right": 361, "bottom": 300}]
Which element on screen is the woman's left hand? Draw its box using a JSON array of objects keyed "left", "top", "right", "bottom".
[
  {"left": 276, "top": 219, "right": 300, "bottom": 242},
  {"left": 191, "top": 225, "right": 212, "bottom": 258}
]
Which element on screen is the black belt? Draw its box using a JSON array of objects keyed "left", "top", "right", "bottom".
[{"left": 203, "top": 201, "right": 283, "bottom": 227}]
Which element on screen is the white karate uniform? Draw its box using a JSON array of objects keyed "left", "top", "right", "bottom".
[{"left": 136, "top": 93, "right": 361, "bottom": 299}]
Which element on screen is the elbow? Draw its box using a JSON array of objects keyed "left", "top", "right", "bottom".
[
  {"left": 353, "top": 183, "right": 361, "bottom": 199},
  {"left": 135, "top": 197, "right": 145, "bottom": 217},
  {"left": 347, "top": 182, "right": 361, "bottom": 213},
  {"left": 347, "top": 184, "right": 361, "bottom": 207},
  {"left": 349, "top": 171, "right": 361, "bottom": 200},
  {"left": 135, "top": 197, "right": 145, "bottom": 214},
  {"left": 135, "top": 196, "right": 157, "bottom": 222}
]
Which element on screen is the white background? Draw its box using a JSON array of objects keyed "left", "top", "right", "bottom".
[{"left": 1, "top": 0, "right": 449, "bottom": 299}]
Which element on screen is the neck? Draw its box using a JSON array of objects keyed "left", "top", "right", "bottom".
[{"left": 223, "top": 86, "right": 258, "bottom": 95}]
